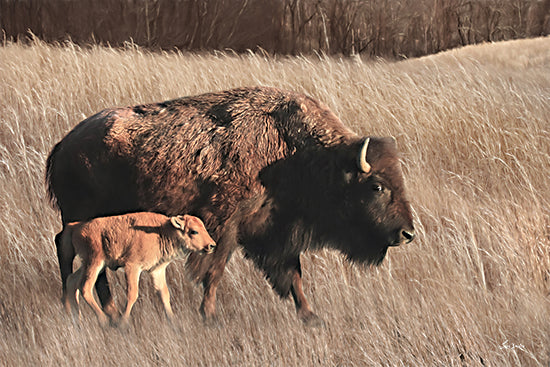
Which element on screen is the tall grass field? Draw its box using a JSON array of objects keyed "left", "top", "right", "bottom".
[{"left": 0, "top": 37, "right": 549, "bottom": 366}]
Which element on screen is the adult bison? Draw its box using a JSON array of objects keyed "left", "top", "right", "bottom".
[{"left": 46, "top": 86, "right": 415, "bottom": 325}]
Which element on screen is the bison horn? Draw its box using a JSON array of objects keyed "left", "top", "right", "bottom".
[{"left": 357, "top": 138, "right": 372, "bottom": 173}]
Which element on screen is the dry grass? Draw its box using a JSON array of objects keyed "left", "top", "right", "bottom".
[{"left": 0, "top": 37, "right": 549, "bottom": 366}]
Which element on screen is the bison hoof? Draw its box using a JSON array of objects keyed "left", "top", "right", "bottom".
[
  {"left": 200, "top": 302, "right": 220, "bottom": 327},
  {"left": 300, "top": 312, "right": 325, "bottom": 328},
  {"left": 201, "top": 314, "right": 220, "bottom": 328}
]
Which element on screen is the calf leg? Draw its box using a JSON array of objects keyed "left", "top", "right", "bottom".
[
  {"left": 95, "top": 272, "right": 119, "bottom": 322},
  {"left": 80, "top": 260, "right": 109, "bottom": 328},
  {"left": 150, "top": 264, "right": 174, "bottom": 322},
  {"left": 120, "top": 264, "right": 142, "bottom": 328},
  {"left": 56, "top": 229, "right": 118, "bottom": 322},
  {"left": 66, "top": 267, "right": 83, "bottom": 319}
]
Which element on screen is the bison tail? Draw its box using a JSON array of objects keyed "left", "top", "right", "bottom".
[{"left": 45, "top": 141, "right": 62, "bottom": 211}]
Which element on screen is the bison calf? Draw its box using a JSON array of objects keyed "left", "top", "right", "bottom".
[{"left": 62, "top": 212, "right": 216, "bottom": 327}]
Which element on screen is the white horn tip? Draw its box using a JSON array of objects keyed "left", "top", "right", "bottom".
[{"left": 357, "top": 138, "right": 372, "bottom": 173}]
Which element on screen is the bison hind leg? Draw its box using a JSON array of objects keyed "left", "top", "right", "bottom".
[{"left": 56, "top": 229, "right": 75, "bottom": 308}]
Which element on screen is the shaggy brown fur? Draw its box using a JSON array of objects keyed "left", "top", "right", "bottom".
[
  {"left": 46, "top": 87, "right": 414, "bottom": 325},
  {"left": 62, "top": 212, "right": 215, "bottom": 327}
]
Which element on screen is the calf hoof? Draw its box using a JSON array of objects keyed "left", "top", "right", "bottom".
[
  {"left": 166, "top": 315, "right": 176, "bottom": 325},
  {"left": 167, "top": 319, "right": 181, "bottom": 333},
  {"left": 299, "top": 312, "right": 325, "bottom": 328},
  {"left": 103, "top": 302, "right": 120, "bottom": 323},
  {"left": 62, "top": 297, "right": 71, "bottom": 313},
  {"left": 97, "top": 315, "right": 110, "bottom": 329},
  {"left": 117, "top": 317, "right": 131, "bottom": 330},
  {"left": 68, "top": 311, "right": 81, "bottom": 327}
]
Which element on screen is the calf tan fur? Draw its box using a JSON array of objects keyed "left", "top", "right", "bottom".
[{"left": 62, "top": 212, "right": 215, "bottom": 327}]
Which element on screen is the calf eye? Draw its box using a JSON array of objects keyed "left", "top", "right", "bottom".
[{"left": 189, "top": 229, "right": 199, "bottom": 235}]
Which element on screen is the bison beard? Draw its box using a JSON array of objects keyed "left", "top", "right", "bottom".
[{"left": 46, "top": 87, "right": 415, "bottom": 325}]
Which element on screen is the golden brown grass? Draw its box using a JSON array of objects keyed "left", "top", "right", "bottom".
[{"left": 0, "top": 37, "right": 549, "bottom": 366}]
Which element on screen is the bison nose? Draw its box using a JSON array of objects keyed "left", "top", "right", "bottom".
[{"left": 401, "top": 229, "right": 415, "bottom": 244}]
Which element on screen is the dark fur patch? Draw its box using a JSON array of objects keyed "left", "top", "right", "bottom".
[
  {"left": 132, "top": 105, "right": 148, "bottom": 115},
  {"left": 206, "top": 103, "right": 233, "bottom": 126}
]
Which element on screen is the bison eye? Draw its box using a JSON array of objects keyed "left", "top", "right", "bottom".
[
  {"left": 189, "top": 229, "right": 199, "bottom": 236},
  {"left": 372, "top": 184, "right": 384, "bottom": 192}
]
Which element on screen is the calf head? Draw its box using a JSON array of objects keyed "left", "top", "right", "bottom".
[{"left": 170, "top": 215, "right": 216, "bottom": 254}]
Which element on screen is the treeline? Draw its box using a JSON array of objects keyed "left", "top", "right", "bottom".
[{"left": 1, "top": 0, "right": 549, "bottom": 57}]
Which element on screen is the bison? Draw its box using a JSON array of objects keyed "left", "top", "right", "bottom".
[
  {"left": 63, "top": 212, "right": 216, "bottom": 327},
  {"left": 46, "top": 86, "right": 415, "bottom": 326}
]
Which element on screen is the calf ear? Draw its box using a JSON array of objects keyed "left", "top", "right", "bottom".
[{"left": 170, "top": 216, "right": 186, "bottom": 230}]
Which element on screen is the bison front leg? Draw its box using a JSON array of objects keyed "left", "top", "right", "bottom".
[
  {"left": 198, "top": 229, "right": 233, "bottom": 325},
  {"left": 264, "top": 255, "right": 325, "bottom": 327},
  {"left": 200, "top": 265, "right": 224, "bottom": 325},
  {"left": 290, "top": 260, "right": 325, "bottom": 327}
]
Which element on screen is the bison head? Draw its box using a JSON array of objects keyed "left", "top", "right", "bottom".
[
  {"left": 338, "top": 137, "right": 415, "bottom": 263},
  {"left": 260, "top": 136, "right": 415, "bottom": 265}
]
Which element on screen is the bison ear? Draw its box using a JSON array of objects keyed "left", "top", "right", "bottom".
[
  {"left": 170, "top": 216, "right": 185, "bottom": 230},
  {"left": 343, "top": 171, "right": 354, "bottom": 183},
  {"left": 357, "top": 138, "right": 372, "bottom": 174}
]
